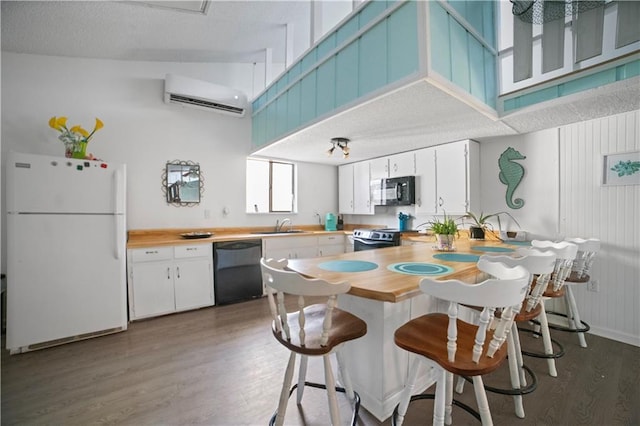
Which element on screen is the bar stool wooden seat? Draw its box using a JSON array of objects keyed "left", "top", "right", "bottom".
[
  {"left": 559, "top": 237, "right": 601, "bottom": 347},
  {"left": 455, "top": 250, "right": 557, "bottom": 419},
  {"left": 260, "top": 258, "right": 367, "bottom": 426},
  {"left": 393, "top": 260, "right": 530, "bottom": 426}
]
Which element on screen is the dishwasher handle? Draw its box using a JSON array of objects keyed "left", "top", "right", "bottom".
[
  {"left": 214, "top": 240, "right": 262, "bottom": 251},
  {"left": 214, "top": 239, "right": 263, "bottom": 270}
]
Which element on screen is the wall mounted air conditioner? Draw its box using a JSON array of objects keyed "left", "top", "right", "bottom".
[{"left": 164, "top": 74, "right": 248, "bottom": 117}]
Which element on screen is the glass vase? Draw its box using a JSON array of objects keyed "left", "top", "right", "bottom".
[
  {"left": 64, "top": 141, "right": 88, "bottom": 159},
  {"left": 436, "top": 234, "right": 455, "bottom": 251}
]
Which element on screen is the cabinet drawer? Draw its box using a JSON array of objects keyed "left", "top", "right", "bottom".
[
  {"left": 264, "top": 235, "right": 318, "bottom": 250},
  {"left": 131, "top": 247, "right": 173, "bottom": 262},
  {"left": 318, "top": 234, "right": 345, "bottom": 245},
  {"left": 174, "top": 244, "right": 212, "bottom": 259}
]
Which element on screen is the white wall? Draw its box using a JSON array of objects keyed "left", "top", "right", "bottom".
[
  {"left": 477, "top": 128, "right": 560, "bottom": 238},
  {"left": 1, "top": 52, "right": 337, "bottom": 268},
  {"left": 558, "top": 110, "right": 639, "bottom": 346}
]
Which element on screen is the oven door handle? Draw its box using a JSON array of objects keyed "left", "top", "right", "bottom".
[{"left": 353, "top": 237, "right": 392, "bottom": 246}]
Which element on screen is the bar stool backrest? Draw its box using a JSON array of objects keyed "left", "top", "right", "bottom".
[
  {"left": 480, "top": 250, "right": 557, "bottom": 313},
  {"left": 565, "top": 237, "right": 600, "bottom": 279},
  {"left": 261, "top": 257, "right": 351, "bottom": 347},
  {"left": 419, "top": 261, "right": 529, "bottom": 363},
  {"left": 530, "top": 240, "right": 578, "bottom": 291}
]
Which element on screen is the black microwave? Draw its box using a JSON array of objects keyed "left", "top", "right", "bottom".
[{"left": 371, "top": 175, "right": 416, "bottom": 206}]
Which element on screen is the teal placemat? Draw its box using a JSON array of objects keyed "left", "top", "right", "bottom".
[
  {"left": 387, "top": 262, "right": 453, "bottom": 276},
  {"left": 318, "top": 260, "right": 378, "bottom": 272},
  {"left": 471, "top": 246, "right": 515, "bottom": 253},
  {"left": 433, "top": 253, "right": 479, "bottom": 263}
]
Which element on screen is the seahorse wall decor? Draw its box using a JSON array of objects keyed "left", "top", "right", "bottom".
[{"left": 498, "top": 147, "right": 526, "bottom": 209}]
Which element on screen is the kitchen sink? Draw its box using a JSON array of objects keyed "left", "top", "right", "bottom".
[{"left": 250, "top": 230, "right": 308, "bottom": 235}]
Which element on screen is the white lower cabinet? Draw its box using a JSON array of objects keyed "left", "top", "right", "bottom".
[
  {"left": 263, "top": 234, "right": 346, "bottom": 260},
  {"left": 128, "top": 244, "right": 214, "bottom": 320},
  {"left": 263, "top": 235, "right": 318, "bottom": 260},
  {"left": 317, "top": 234, "right": 345, "bottom": 257}
]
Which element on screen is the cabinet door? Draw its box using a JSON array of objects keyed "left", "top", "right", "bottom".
[
  {"left": 318, "top": 244, "right": 345, "bottom": 257},
  {"left": 338, "top": 164, "right": 354, "bottom": 214},
  {"left": 264, "top": 236, "right": 318, "bottom": 260},
  {"left": 369, "top": 157, "right": 389, "bottom": 179},
  {"left": 353, "top": 161, "right": 373, "bottom": 214},
  {"left": 415, "top": 147, "right": 437, "bottom": 215},
  {"left": 265, "top": 248, "right": 293, "bottom": 260},
  {"left": 174, "top": 259, "right": 214, "bottom": 311},
  {"left": 293, "top": 246, "right": 319, "bottom": 259},
  {"left": 131, "top": 261, "right": 175, "bottom": 319},
  {"left": 318, "top": 234, "right": 345, "bottom": 257},
  {"left": 435, "top": 141, "right": 468, "bottom": 215},
  {"left": 389, "top": 151, "right": 416, "bottom": 177}
]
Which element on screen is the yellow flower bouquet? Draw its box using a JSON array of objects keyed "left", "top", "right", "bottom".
[{"left": 49, "top": 116, "right": 104, "bottom": 159}]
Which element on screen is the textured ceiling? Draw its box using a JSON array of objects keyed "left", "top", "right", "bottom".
[
  {"left": 2, "top": 1, "right": 639, "bottom": 166},
  {"left": 1, "top": 0, "right": 311, "bottom": 63}
]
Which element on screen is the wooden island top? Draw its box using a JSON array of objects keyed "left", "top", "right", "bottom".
[{"left": 286, "top": 238, "right": 523, "bottom": 303}]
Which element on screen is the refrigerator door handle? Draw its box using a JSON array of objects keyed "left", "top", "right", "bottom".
[
  {"left": 115, "top": 214, "right": 124, "bottom": 260},
  {"left": 114, "top": 168, "right": 121, "bottom": 213},
  {"left": 113, "top": 167, "right": 125, "bottom": 260}
]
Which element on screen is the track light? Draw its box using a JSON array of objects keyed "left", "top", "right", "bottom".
[{"left": 328, "top": 137, "right": 350, "bottom": 159}]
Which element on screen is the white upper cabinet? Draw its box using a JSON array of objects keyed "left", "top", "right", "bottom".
[
  {"left": 338, "top": 164, "right": 354, "bottom": 214},
  {"left": 342, "top": 140, "right": 477, "bottom": 217},
  {"left": 388, "top": 151, "right": 416, "bottom": 177},
  {"left": 338, "top": 162, "right": 374, "bottom": 215},
  {"left": 435, "top": 140, "right": 479, "bottom": 215},
  {"left": 435, "top": 142, "right": 468, "bottom": 214},
  {"left": 353, "top": 161, "right": 374, "bottom": 215},
  {"left": 369, "top": 157, "right": 389, "bottom": 180},
  {"left": 415, "top": 147, "right": 437, "bottom": 215},
  {"left": 414, "top": 140, "right": 479, "bottom": 216},
  {"left": 368, "top": 151, "right": 416, "bottom": 180}
]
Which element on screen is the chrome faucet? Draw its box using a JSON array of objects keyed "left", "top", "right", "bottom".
[{"left": 275, "top": 218, "right": 291, "bottom": 232}]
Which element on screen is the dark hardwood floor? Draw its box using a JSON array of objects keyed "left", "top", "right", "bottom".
[{"left": 2, "top": 296, "right": 639, "bottom": 425}]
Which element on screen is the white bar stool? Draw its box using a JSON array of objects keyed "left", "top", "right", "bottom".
[
  {"left": 454, "top": 250, "right": 557, "bottom": 419},
  {"left": 261, "top": 258, "right": 367, "bottom": 426},
  {"left": 393, "top": 260, "right": 530, "bottom": 426},
  {"left": 559, "top": 237, "right": 601, "bottom": 347}
]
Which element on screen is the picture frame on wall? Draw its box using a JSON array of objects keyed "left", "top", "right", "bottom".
[{"left": 602, "top": 151, "right": 640, "bottom": 186}]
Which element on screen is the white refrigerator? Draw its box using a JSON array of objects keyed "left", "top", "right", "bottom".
[{"left": 6, "top": 151, "right": 127, "bottom": 353}]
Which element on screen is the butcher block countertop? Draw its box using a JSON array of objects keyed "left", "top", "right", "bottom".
[
  {"left": 126, "top": 225, "right": 376, "bottom": 249},
  {"left": 286, "top": 238, "right": 523, "bottom": 303}
]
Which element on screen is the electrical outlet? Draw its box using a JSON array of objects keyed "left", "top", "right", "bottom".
[
  {"left": 204, "top": 209, "right": 211, "bottom": 219},
  {"left": 587, "top": 279, "right": 600, "bottom": 292}
]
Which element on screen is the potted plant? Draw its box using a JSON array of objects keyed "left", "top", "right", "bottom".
[
  {"left": 429, "top": 212, "right": 459, "bottom": 251},
  {"left": 462, "top": 211, "right": 521, "bottom": 240}
]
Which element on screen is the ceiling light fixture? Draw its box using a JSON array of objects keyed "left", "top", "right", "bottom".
[{"left": 327, "top": 137, "right": 350, "bottom": 159}]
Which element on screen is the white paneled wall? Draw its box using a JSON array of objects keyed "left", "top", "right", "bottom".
[{"left": 558, "top": 110, "right": 640, "bottom": 346}]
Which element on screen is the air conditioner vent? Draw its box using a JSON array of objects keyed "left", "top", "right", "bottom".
[
  {"left": 168, "top": 94, "right": 245, "bottom": 115},
  {"left": 164, "top": 74, "right": 247, "bottom": 118}
]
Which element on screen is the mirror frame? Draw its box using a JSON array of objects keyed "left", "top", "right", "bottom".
[{"left": 161, "top": 160, "right": 204, "bottom": 206}]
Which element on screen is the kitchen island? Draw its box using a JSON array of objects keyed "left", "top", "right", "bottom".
[{"left": 286, "top": 238, "right": 521, "bottom": 421}]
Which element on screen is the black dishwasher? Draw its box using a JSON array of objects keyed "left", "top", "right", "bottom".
[{"left": 213, "top": 239, "right": 263, "bottom": 305}]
